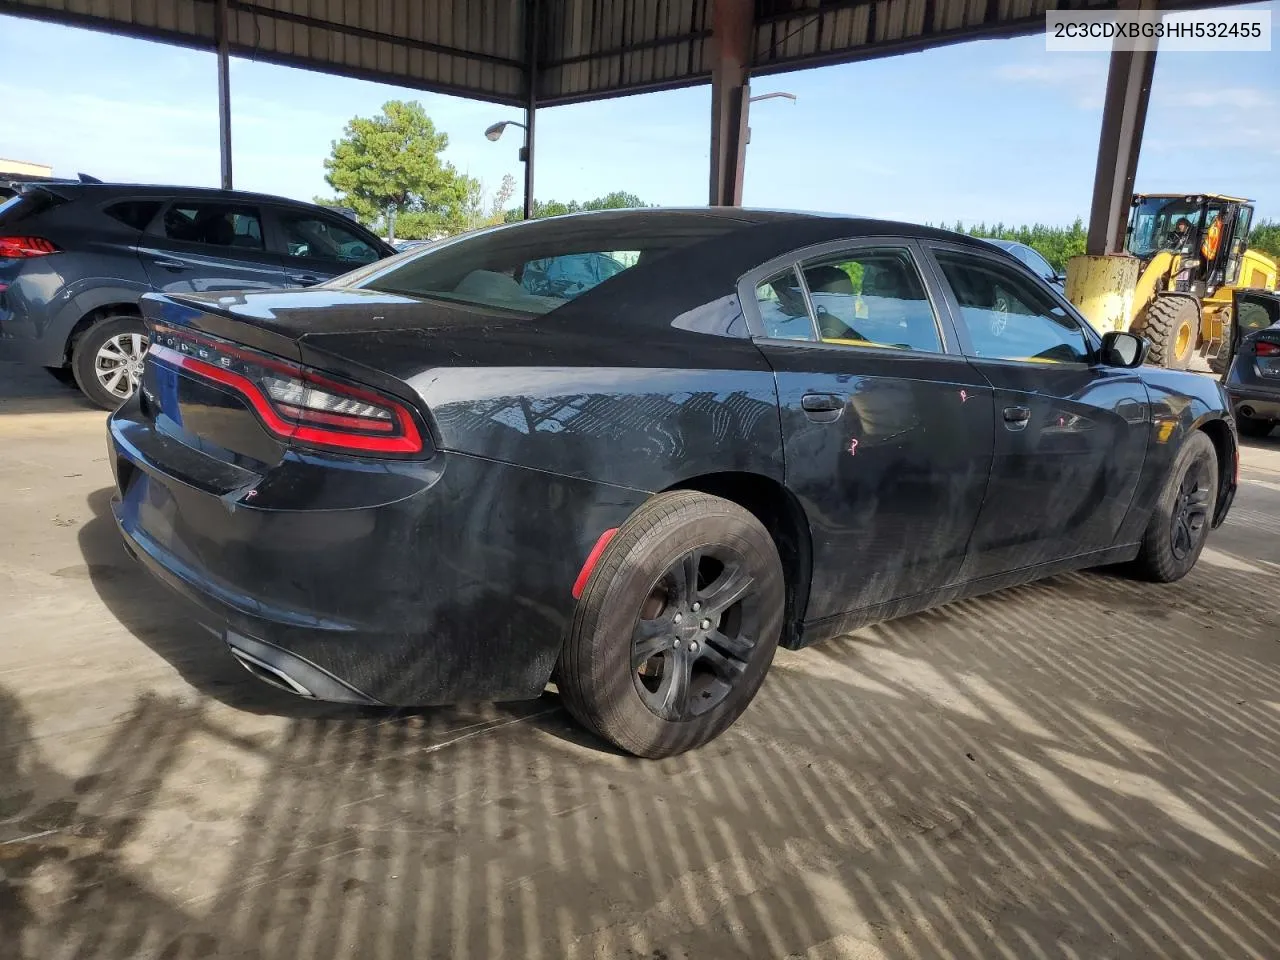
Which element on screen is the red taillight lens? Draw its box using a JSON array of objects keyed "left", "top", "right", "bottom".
[
  {"left": 0, "top": 236, "right": 59, "bottom": 258},
  {"left": 1254, "top": 341, "right": 1280, "bottom": 357},
  {"left": 148, "top": 326, "right": 427, "bottom": 457}
]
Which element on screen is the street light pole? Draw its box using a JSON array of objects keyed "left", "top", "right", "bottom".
[{"left": 736, "top": 91, "right": 796, "bottom": 203}]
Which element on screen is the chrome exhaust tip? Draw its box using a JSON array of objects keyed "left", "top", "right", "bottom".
[
  {"left": 223, "top": 631, "right": 380, "bottom": 705},
  {"left": 229, "top": 647, "right": 315, "bottom": 698}
]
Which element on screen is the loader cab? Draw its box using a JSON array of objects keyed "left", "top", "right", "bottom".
[{"left": 1125, "top": 194, "right": 1254, "bottom": 295}]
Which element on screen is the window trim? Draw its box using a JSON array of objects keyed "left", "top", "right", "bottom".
[
  {"left": 737, "top": 236, "right": 964, "bottom": 358},
  {"left": 920, "top": 240, "right": 1102, "bottom": 367}
]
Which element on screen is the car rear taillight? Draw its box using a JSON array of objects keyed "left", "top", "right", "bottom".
[
  {"left": 148, "top": 325, "right": 427, "bottom": 456},
  {"left": 1254, "top": 339, "right": 1280, "bottom": 379},
  {"left": 0, "top": 236, "right": 59, "bottom": 258}
]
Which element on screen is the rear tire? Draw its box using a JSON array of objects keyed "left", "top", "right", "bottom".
[
  {"left": 1130, "top": 431, "right": 1218, "bottom": 583},
  {"left": 71, "top": 315, "right": 148, "bottom": 410},
  {"left": 1141, "top": 295, "right": 1199, "bottom": 370},
  {"left": 558, "top": 491, "right": 785, "bottom": 759},
  {"left": 1236, "top": 415, "right": 1275, "bottom": 439},
  {"left": 44, "top": 366, "right": 77, "bottom": 387}
]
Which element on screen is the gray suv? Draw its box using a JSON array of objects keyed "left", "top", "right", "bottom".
[{"left": 0, "top": 183, "right": 394, "bottom": 408}]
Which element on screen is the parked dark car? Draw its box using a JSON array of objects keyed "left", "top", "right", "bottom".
[
  {"left": 1223, "top": 288, "right": 1280, "bottom": 438},
  {"left": 984, "top": 238, "right": 1066, "bottom": 292},
  {"left": 0, "top": 183, "right": 394, "bottom": 408},
  {"left": 107, "top": 209, "right": 1238, "bottom": 757}
]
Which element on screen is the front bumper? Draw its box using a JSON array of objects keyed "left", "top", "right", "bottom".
[{"left": 108, "top": 398, "right": 643, "bottom": 706}]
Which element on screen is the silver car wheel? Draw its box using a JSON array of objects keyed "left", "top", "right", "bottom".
[{"left": 95, "top": 332, "right": 148, "bottom": 399}]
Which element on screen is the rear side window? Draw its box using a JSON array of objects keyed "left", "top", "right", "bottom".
[
  {"left": 754, "top": 268, "right": 815, "bottom": 340},
  {"left": 0, "top": 190, "right": 61, "bottom": 226},
  {"left": 163, "top": 202, "right": 263, "bottom": 250},
  {"left": 800, "top": 248, "right": 942, "bottom": 352},
  {"left": 105, "top": 200, "right": 162, "bottom": 231}
]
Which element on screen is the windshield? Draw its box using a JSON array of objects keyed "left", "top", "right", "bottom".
[
  {"left": 1127, "top": 197, "right": 1203, "bottom": 258},
  {"left": 337, "top": 212, "right": 749, "bottom": 316}
]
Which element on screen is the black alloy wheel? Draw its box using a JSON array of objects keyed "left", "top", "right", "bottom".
[
  {"left": 1169, "top": 460, "right": 1211, "bottom": 563},
  {"left": 1130, "top": 430, "right": 1218, "bottom": 582},
  {"left": 558, "top": 490, "right": 785, "bottom": 758},
  {"left": 631, "top": 546, "right": 760, "bottom": 722}
]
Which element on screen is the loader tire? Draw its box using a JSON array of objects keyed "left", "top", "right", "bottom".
[{"left": 1142, "top": 295, "right": 1198, "bottom": 370}]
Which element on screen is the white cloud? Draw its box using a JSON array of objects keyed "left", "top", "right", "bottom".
[{"left": 991, "top": 56, "right": 1108, "bottom": 109}]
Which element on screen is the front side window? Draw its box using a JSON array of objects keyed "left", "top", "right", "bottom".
[
  {"left": 936, "top": 252, "right": 1089, "bottom": 364},
  {"left": 799, "top": 248, "right": 942, "bottom": 353},
  {"left": 163, "top": 203, "right": 263, "bottom": 250},
  {"left": 1126, "top": 197, "right": 1202, "bottom": 258},
  {"left": 279, "top": 212, "right": 381, "bottom": 264}
]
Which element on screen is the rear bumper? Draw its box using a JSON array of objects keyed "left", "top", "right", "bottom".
[
  {"left": 108, "top": 396, "right": 643, "bottom": 706},
  {"left": 113, "top": 515, "right": 381, "bottom": 704},
  {"left": 1225, "top": 382, "right": 1280, "bottom": 421}
]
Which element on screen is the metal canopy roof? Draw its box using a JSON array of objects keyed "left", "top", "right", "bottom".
[{"left": 0, "top": 0, "right": 1237, "bottom": 108}]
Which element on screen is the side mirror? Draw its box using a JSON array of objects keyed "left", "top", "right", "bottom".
[{"left": 1100, "top": 330, "right": 1149, "bottom": 368}]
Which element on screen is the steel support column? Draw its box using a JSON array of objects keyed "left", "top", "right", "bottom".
[
  {"left": 216, "top": 0, "right": 233, "bottom": 190},
  {"left": 708, "top": 0, "right": 752, "bottom": 206},
  {"left": 522, "top": 0, "right": 538, "bottom": 220},
  {"left": 1086, "top": 6, "right": 1158, "bottom": 256}
]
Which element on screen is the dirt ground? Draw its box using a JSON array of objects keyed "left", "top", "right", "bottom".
[{"left": 3, "top": 362, "right": 1279, "bottom": 960}]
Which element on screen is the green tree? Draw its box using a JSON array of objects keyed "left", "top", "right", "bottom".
[
  {"left": 1249, "top": 218, "right": 1280, "bottom": 259},
  {"left": 503, "top": 191, "right": 648, "bottom": 223},
  {"left": 490, "top": 174, "right": 517, "bottom": 220},
  {"left": 933, "top": 218, "right": 1088, "bottom": 272},
  {"left": 320, "top": 100, "right": 472, "bottom": 241}
]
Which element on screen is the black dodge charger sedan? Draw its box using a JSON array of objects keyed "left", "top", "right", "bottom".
[{"left": 108, "top": 209, "right": 1238, "bottom": 757}]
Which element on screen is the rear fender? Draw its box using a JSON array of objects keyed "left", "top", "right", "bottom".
[{"left": 41, "top": 281, "right": 151, "bottom": 366}]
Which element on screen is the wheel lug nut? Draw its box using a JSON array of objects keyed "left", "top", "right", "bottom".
[
  {"left": 673, "top": 638, "right": 681, "bottom": 648},
  {"left": 700, "top": 619, "right": 711, "bottom": 631},
  {"left": 691, "top": 602, "right": 701, "bottom": 612},
  {"left": 689, "top": 641, "right": 699, "bottom": 653},
  {"left": 673, "top": 613, "right": 682, "bottom": 623}
]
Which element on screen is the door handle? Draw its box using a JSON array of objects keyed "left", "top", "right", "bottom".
[
  {"left": 801, "top": 393, "right": 844, "bottom": 422},
  {"left": 151, "top": 258, "right": 187, "bottom": 270},
  {"left": 288, "top": 273, "right": 323, "bottom": 286},
  {"left": 1003, "top": 405, "right": 1031, "bottom": 431}
]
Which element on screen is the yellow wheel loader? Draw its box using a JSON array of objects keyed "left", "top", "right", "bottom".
[{"left": 1068, "top": 194, "right": 1279, "bottom": 370}]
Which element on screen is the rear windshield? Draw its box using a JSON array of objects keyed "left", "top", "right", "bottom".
[
  {"left": 342, "top": 213, "right": 751, "bottom": 316},
  {"left": 0, "top": 189, "right": 61, "bottom": 227}
]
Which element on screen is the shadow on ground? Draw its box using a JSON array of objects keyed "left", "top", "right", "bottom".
[
  {"left": 0, "top": 362, "right": 97, "bottom": 415},
  {"left": 3, "top": 487, "right": 1279, "bottom": 958}
]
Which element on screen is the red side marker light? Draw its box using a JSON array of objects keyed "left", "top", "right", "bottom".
[{"left": 572, "top": 528, "right": 619, "bottom": 599}]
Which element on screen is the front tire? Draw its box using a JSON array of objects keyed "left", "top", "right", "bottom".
[
  {"left": 71, "top": 315, "right": 148, "bottom": 410},
  {"left": 558, "top": 491, "right": 785, "bottom": 758},
  {"left": 1141, "top": 295, "right": 1199, "bottom": 370},
  {"left": 1131, "top": 431, "right": 1218, "bottom": 582}
]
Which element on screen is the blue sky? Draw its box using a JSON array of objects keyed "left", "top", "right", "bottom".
[{"left": 0, "top": 5, "right": 1275, "bottom": 226}]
